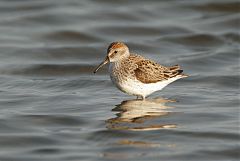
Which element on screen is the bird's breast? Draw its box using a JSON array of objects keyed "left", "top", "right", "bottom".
[{"left": 109, "top": 62, "right": 135, "bottom": 85}]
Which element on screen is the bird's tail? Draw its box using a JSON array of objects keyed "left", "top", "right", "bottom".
[
  {"left": 179, "top": 73, "right": 189, "bottom": 78},
  {"left": 169, "top": 65, "right": 189, "bottom": 78}
]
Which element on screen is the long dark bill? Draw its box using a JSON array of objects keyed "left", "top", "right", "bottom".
[{"left": 93, "top": 57, "right": 109, "bottom": 73}]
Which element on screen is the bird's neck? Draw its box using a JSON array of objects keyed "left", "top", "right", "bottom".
[
  {"left": 117, "top": 53, "right": 130, "bottom": 62},
  {"left": 111, "top": 55, "right": 129, "bottom": 68}
]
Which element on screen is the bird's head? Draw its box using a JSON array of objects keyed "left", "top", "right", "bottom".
[{"left": 93, "top": 42, "right": 130, "bottom": 73}]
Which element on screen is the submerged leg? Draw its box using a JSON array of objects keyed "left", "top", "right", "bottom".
[{"left": 136, "top": 95, "right": 144, "bottom": 100}]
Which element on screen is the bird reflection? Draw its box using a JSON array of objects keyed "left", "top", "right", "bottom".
[{"left": 106, "top": 97, "right": 177, "bottom": 131}]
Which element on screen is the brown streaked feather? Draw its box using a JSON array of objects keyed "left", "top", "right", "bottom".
[
  {"left": 134, "top": 59, "right": 184, "bottom": 84},
  {"left": 169, "top": 65, "right": 180, "bottom": 70},
  {"left": 111, "top": 54, "right": 145, "bottom": 82},
  {"left": 108, "top": 42, "right": 126, "bottom": 52}
]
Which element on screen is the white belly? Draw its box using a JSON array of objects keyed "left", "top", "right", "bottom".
[
  {"left": 109, "top": 63, "right": 182, "bottom": 98},
  {"left": 115, "top": 76, "right": 182, "bottom": 97}
]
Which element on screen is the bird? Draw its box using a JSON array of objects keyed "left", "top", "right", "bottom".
[{"left": 93, "top": 42, "right": 188, "bottom": 100}]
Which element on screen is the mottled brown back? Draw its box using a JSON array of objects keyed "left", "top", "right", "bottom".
[{"left": 134, "top": 59, "right": 184, "bottom": 83}]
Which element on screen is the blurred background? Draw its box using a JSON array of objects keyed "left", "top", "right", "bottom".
[{"left": 0, "top": 0, "right": 239, "bottom": 161}]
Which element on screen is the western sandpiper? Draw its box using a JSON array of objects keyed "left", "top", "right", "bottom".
[{"left": 94, "top": 42, "right": 188, "bottom": 100}]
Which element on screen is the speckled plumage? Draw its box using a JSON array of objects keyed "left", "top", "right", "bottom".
[{"left": 94, "top": 42, "right": 188, "bottom": 100}]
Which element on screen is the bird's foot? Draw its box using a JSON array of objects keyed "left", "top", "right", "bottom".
[{"left": 136, "top": 95, "right": 145, "bottom": 100}]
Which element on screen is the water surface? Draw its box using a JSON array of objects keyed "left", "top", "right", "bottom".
[{"left": 0, "top": 0, "right": 239, "bottom": 161}]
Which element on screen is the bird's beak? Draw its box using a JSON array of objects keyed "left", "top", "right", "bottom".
[{"left": 93, "top": 57, "right": 109, "bottom": 73}]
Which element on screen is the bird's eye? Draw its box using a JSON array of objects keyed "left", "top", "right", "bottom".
[{"left": 114, "top": 51, "right": 118, "bottom": 54}]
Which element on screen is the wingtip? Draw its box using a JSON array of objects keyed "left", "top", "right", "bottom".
[{"left": 180, "top": 74, "right": 189, "bottom": 78}]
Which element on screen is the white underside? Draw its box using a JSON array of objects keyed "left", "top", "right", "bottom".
[
  {"left": 115, "top": 76, "right": 183, "bottom": 98},
  {"left": 109, "top": 64, "right": 184, "bottom": 98}
]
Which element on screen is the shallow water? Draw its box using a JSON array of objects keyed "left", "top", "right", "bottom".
[{"left": 0, "top": 0, "right": 239, "bottom": 161}]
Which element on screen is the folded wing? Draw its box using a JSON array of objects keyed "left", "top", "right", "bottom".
[{"left": 134, "top": 59, "right": 184, "bottom": 84}]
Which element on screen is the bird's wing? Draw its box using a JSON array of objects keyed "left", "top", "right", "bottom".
[{"left": 134, "top": 59, "right": 183, "bottom": 84}]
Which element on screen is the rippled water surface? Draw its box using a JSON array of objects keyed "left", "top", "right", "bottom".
[{"left": 0, "top": 0, "right": 239, "bottom": 161}]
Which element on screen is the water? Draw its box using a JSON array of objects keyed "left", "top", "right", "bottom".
[{"left": 0, "top": 0, "right": 239, "bottom": 160}]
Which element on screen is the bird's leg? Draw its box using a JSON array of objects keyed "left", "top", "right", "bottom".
[{"left": 136, "top": 95, "right": 145, "bottom": 100}]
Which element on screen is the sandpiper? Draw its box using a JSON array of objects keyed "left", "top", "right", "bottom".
[{"left": 94, "top": 42, "right": 188, "bottom": 100}]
